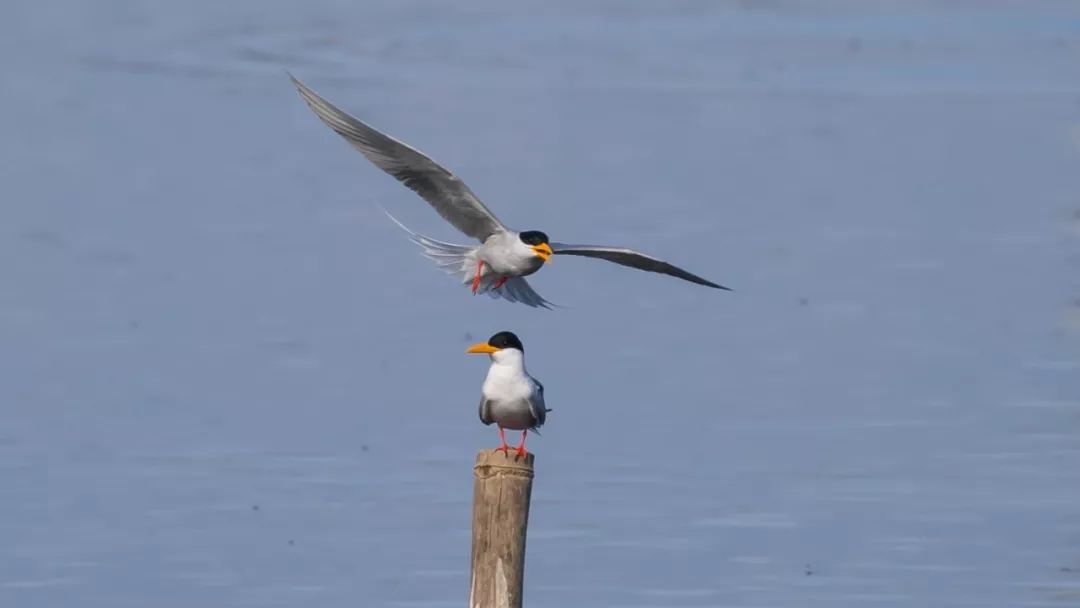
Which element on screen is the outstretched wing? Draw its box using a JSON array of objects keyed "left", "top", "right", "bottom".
[
  {"left": 550, "top": 243, "right": 730, "bottom": 290},
  {"left": 290, "top": 74, "right": 506, "bottom": 242}
]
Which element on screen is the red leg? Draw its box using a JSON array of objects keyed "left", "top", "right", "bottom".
[
  {"left": 492, "top": 276, "right": 508, "bottom": 290},
  {"left": 514, "top": 430, "right": 529, "bottom": 458},
  {"left": 494, "top": 427, "right": 510, "bottom": 454},
  {"left": 471, "top": 259, "right": 485, "bottom": 294}
]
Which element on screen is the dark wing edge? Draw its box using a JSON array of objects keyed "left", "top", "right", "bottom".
[
  {"left": 550, "top": 243, "right": 731, "bottom": 290},
  {"left": 288, "top": 73, "right": 505, "bottom": 242}
]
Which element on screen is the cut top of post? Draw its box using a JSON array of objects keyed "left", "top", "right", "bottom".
[{"left": 473, "top": 449, "right": 535, "bottom": 478}]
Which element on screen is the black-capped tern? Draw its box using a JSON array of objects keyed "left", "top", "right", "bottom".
[
  {"left": 465, "top": 331, "right": 547, "bottom": 457},
  {"left": 290, "top": 74, "right": 731, "bottom": 308}
]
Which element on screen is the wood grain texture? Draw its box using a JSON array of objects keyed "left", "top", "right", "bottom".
[{"left": 468, "top": 449, "right": 535, "bottom": 608}]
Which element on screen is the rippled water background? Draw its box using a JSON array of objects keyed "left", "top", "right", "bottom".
[{"left": 2, "top": 1, "right": 1080, "bottom": 606}]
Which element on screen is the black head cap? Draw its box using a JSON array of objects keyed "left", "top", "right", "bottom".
[
  {"left": 488, "top": 331, "right": 524, "bottom": 352},
  {"left": 518, "top": 231, "right": 550, "bottom": 246}
]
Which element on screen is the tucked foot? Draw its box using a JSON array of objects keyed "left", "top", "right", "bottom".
[
  {"left": 492, "top": 276, "right": 508, "bottom": 290},
  {"left": 471, "top": 260, "right": 485, "bottom": 294}
]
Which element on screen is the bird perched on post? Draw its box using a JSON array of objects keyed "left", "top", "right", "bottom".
[
  {"left": 465, "top": 331, "right": 548, "bottom": 457},
  {"left": 289, "top": 74, "right": 731, "bottom": 308}
]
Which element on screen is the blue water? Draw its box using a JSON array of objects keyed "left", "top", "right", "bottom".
[{"left": 2, "top": 1, "right": 1079, "bottom": 606}]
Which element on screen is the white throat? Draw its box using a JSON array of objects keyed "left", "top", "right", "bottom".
[{"left": 490, "top": 347, "right": 527, "bottom": 374}]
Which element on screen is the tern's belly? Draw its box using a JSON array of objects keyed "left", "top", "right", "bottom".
[
  {"left": 489, "top": 399, "right": 535, "bottom": 430},
  {"left": 485, "top": 254, "right": 543, "bottom": 277}
]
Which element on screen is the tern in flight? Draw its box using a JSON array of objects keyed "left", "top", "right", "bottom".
[
  {"left": 291, "top": 74, "right": 731, "bottom": 308},
  {"left": 466, "top": 331, "right": 548, "bottom": 457}
]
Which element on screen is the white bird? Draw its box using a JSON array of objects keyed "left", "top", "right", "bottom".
[
  {"left": 290, "top": 74, "right": 731, "bottom": 308},
  {"left": 466, "top": 331, "right": 548, "bottom": 457}
]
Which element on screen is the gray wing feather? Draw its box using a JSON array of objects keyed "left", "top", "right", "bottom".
[
  {"left": 479, "top": 397, "right": 494, "bottom": 426},
  {"left": 550, "top": 242, "right": 731, "bottom": 290},
  {"left": 290, "top": 74, "right": 506, "bottom": 242},
  {"left": 529, "top": 379, "right": 547, "bottom": 429},
  {"left": 485, "top": 277, "right": 556, "bottom": 309}
]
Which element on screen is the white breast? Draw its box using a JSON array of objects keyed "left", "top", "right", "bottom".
[
  {"left": 482, "top": 359, "right": 534, "bottom": 404},
  {"left": 479, "top": 232, "right": 544, "bottom": 277},
  {"left": 481, "top": 349, "right": 542, "bottom": 430}
]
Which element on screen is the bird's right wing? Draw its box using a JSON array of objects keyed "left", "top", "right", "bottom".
[
  {"left": 485, "top": 277, "right": 556, "bottom": 309},
  {"left": 550, "top": 242, "right": 730, "bottom": 290},
  {"left": 290, "top": 74, "right": 506, "bottom": 242}
]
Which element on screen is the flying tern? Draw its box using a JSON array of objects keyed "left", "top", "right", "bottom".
[
  {"left": 466, "top": 331, "right": 548, "bottom": 457},
  {"left": 290, "top": 74, "right": 731, "bottom": 308}
]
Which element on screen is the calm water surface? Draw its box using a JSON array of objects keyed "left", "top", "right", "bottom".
[{"left": 2, "top": 1, "right": 1079, "bottom": 606}]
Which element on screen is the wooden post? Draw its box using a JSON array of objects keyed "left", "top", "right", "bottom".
[{"left": 468, "top": 449, "right": 535, "bottom": 608}]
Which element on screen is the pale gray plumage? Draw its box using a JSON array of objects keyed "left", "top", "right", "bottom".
[{"left": 290, "top": 73, "right": 505, "bottom": 242}]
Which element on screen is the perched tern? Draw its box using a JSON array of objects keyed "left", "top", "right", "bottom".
[
  {"left": 290, "top": 74, "right": 732, "bottom": 308},
  {"left": 466, "top": 331, "right": 548, "bottom": 457}
]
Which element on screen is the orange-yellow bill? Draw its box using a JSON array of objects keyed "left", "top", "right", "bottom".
[{"left": 531, "top": 243, "right": 553, "bottom": 263}]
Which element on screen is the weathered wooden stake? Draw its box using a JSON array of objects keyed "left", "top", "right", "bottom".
[{"left": 468, "top": 449, "right": 535, "bottom": 608}]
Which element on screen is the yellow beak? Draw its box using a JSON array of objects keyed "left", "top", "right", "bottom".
[
  {"left": 465, "top": 343, "right": 500, "bottom": 354},
  {"left": 531, "top": 243, "right": 553, "bottom": 263}
]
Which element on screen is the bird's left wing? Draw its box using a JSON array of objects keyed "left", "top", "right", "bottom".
[
  {"left": 529, "top": 379, "right": 547, "bottom": 429},
  {"left": 479, "top": 397, "right": 494, "bottom": 426},
  {"left": 290, "top": 74, "right": 507, "bottom": 242},
  {"left": 550, "top": 243, "right": 731, "bottom": 290},
  {"left": 485, "top": 277, "right": 556, "bottom": 309}
]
